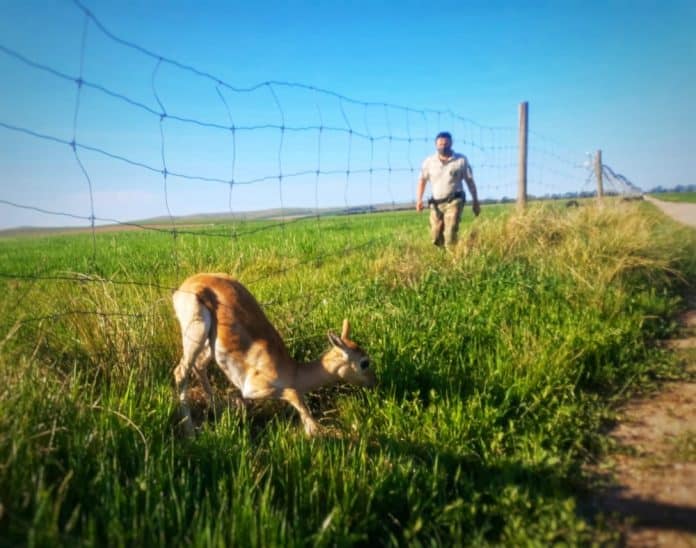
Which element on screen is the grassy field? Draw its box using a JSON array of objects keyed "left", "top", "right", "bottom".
[
  {"left": 1, "top": 200, "right": 695, "bottom": 545},
  {"left": 650, "top": 191, "right": 696, "bottom": 203}
]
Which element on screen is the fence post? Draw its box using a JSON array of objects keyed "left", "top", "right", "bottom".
[
  {"left": 517, "top": 101, "right": 528, "bottom": 210},
  {"left": 594, "top": 149, "right": 604, "bottom": 200}
]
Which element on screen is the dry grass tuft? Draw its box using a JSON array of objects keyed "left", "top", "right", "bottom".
[{"left": 453, "top": 200, "right": 685, "bottom": 290}]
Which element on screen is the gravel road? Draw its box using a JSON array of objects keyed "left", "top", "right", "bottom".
[{"left": 644, "top": 196, "right": 696, "bottom": 228}]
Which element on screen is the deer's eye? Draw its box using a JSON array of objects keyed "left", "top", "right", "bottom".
[{"left": 359, "top": 358, "right": 370, "bottom": 370}]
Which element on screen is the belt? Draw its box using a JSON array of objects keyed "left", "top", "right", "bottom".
[{"left": 428, "top": 190, "right": 465, "bottom": 206}]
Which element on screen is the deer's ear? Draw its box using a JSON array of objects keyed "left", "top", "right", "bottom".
[
  {"left": 328, "top": 331, "right": 346, "bottom": 350},
  {"left": 341, "top": 319, "right": 351, "bottom": 340}
]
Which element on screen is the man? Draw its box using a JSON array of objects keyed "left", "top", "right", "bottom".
[{"left": 416, "top": 131, "right": 480, "bottom": 247}]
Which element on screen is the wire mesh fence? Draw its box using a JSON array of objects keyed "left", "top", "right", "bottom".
[{"left": 0, "top": 0, "right": 629, "bottom": 347}]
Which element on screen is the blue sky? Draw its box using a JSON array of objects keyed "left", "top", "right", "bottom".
[{"left": 1, "top": 0, "right": 694, "bottom": 228}]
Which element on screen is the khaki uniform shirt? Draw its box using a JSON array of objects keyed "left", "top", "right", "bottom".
[{"left": 420, "top": 152, "right": 473, "bottom": 200}]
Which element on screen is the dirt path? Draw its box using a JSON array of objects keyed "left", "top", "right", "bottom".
[
  {"left": 591, "top": 197, "right": 696, "bottom": 546},
  {"left": 594, "top": 345, "right": 696, "bottom": 545},
  {"left": 644, "top": 196, "right": 696, "bottom": 228}
]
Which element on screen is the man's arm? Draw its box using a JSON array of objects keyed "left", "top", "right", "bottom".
[
  {"left": 465, "top": 174, "right": 481, "bottom": 216},
  {"left": 416, "top": 175, "right": 427, "bottom": 212}
]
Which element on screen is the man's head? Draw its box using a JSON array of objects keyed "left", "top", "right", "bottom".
[{"left": 435, "top": 131, "right": 453, "bottom": 157}]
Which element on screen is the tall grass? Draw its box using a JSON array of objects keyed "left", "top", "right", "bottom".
[{"left": 0, "top": 200, "right": 694, "bottom": 545}]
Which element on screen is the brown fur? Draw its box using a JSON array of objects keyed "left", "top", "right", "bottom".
[{"left": 172, "top": 273, "right": 375, "bottom": 436}]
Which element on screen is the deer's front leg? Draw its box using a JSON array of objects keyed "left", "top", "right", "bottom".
[
  {"left": 280, "top": 388, "right": 321, "bottom": 436},
  {"left": 242, "top": 380, "right": 321, "bottom": 436}
]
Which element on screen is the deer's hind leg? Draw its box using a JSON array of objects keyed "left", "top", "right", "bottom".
[
  {"left": 193, "top": 342, "right": 214, "bottom": 402},
  {"left": 173, "top": 291, "right": 213, "bottom": 435}
]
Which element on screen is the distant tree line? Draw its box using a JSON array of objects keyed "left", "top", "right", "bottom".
[
  {"left": 492, "top": 190, "right": 600, "bottom": 204},
  {"left": 357, "top": 185, "right": 695, "bottom": 211},
  {"left": 646, "top": 184, "right": 696, "bottom": 194}
]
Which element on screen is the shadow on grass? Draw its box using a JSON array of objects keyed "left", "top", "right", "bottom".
[{"left": 581, "top": 467, "right": 696, "bottom": 543}]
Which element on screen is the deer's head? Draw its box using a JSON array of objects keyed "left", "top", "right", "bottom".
[{"left": 325, "top": 319, "right": 376, "bottom": 388}]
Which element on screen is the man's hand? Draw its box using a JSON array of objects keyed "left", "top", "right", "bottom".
[
  {"left": 416, "top": 199, "right": 424, "bottom": 212},
  {"left": 472, "top": 202, "right": 481, "bottom": 217}
]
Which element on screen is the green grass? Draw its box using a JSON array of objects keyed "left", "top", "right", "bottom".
[
  {"left": 650, "top": 191, "right": 696, "bottom": 203},
  {"left": 1, "top": 201, "right": 695, "bottom": 545}
]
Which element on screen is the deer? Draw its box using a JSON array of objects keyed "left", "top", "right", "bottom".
[{"left": 172, "top": 273, "right": 376, "bottom": 436}]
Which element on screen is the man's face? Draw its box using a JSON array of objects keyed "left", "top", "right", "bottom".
[{"left": 436, "top": 137, "right": 452, "bottom": 157}]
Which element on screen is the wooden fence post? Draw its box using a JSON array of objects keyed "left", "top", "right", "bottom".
[
  {"left": 595, "top": 149, "right": 604, "bottom": 200},
  {"left": 518, "top": 101, "right": 528, "bottom": 210}
]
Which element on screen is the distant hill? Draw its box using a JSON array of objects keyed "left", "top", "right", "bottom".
[{"left": 0, "top": 202, "right": 413, "bottom": 238}]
